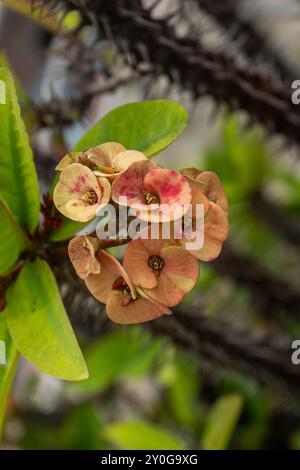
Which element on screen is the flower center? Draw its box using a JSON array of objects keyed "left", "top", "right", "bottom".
[
  {"left": 112, "top": 276, "right": 132, "bottom": 297},
  {"left": 82, "top": 190, "right": 98, "bottom": 205},
  {"left": 148, "top": 254, "right": 164, "bottom": 273},
  {"left": 144, "top": 190, "right": 160, "bottom": 205},
  {"left": 100, "top": 165, "right": 117, "bottom": 174},
  {"left": 78, "top": 153, "right": 97, "bottom": 170}
]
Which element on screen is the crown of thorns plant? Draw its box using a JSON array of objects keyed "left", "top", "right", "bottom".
[{"left": 53, "top": 141, "right": 229, "bottom": 324}]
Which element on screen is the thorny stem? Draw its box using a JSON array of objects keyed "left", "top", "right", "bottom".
[
  {"left": 194, "top": 0, "right": 296, "bottom": 81},
  {"left": 55, "top": 261, "right": 300, "bottom": 395},
  {"left": 36, "top": 67, "right": 152, "bottom": 128},
  {"left": 150, "top": 307, "right": 300, "bottom": 396},
  {"left": 57, "top": 0, "right": 300, "bottom": 146}
]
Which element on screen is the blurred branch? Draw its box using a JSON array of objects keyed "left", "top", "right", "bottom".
[
  {"left": 151, "top": 307, "right": 300, "bottom": 396},
  {"left": 44, "top": 233, "right": 300, "bottom": 324},
  {"left": 45, "top": 253, "right": 300, "bottom": 395},
  {"left": 53, "top": 0, "right": 300, "bottom": 146},
  {"left": 36, "top": 66, "right": 152, "bottom": 128},
  {"left": 194, "top": 0, "right": 296, "bottom": 81},
  {"left": 3, "top": 0, "right": 79, "bottom": 34},
  {"left": 214, "top": 244, "right": 300, "bottom": 319},
  {"left": 251, "top": 191, "right": 300, "bottom": 251}
]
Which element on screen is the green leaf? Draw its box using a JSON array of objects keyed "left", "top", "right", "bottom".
[
  {"left": 0, "top": 316, "right": 18, "bottom": 441},
  {"left": 20, "top": 404, "right": 105, "bottom": 450},
  {"left": 105, "top": 420, "right": 185, "bottom": 450},
  {"left": 201, "top": 394, "right": 244, "bottom": 450},
  {"left": 0, "top": 67, "right": 40, "bottom": 233},
  {"left": 72, "top": 329, "right": 163, "bottom": 395},
  {"left": 5, "top": 259, "right": 88, "bottom": 381},
  {"left": 0, "top": 54, "right": 37, "bottom": 133},
  {"left": 48, "top": 100, "right": 188, "bottom": 241},
  {"left": 74, "top": 100, "right": 189, "bottom": 156},
  {"left": 49, "top": 100, "right": 188, "bottom": 241},
  {"left": 5, "top": 0, "right": 80, "bottom": 35},
  {"left": 0, "top": 197, "right": 27, "bottom": 275},
  {"left": 49, "top": 217, "right": 87, "bottom": 242},
  {"left": 160, "top": 353, "right": 200, "bottom": 427}
]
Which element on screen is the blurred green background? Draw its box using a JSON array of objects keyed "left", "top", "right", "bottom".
[{"left": 2, "top": 0, "right": 300, "bottom": 450}]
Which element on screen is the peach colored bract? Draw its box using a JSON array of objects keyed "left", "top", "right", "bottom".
[
  {"left": 175, "top": 175, "right": 229, "bottom": 261},
  {"left": 53, "top": 142, "right": 229, "bottom": 325},
  {"left": 68, "top": 236, "right": 101, "bottom": 279},
  {"left": 89, "top": 142, "right": 147, "bottom": 180},
  {"left": 124, "top": 237, "right": 200, "bottom": 307},
  {"left": 85, "top": 250, "right": 171, "bottom": 324}
]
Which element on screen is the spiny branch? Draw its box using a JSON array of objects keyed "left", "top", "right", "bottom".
[
  {"left": 251, "top": 191, "right": 300, "bottom": 251},
  {"left": 50, "top": 256, "right": 300, "bottom": 395},
  {"left": 214, "top": 244, "right": 300, "bottom": 318},
  {"left": 194, "top": 0, "right": 296, "bottom": 82},
  {"left": 151, "top": 307, "right": 300, "bottom": 396},
  {"left": 36, "top": 66, "right": 152, "bottom": 128},
  {"left": 56, "top": 0, "right": 300, "bottom": 146}
]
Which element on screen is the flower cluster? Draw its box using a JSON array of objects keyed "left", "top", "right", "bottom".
[{"left": 53, "top": 142, "right": 229, "bottom": 324}]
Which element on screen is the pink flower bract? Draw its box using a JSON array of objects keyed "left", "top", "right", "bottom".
[{"left": 112, "top": 160, "right": 192, "bottom": 222}]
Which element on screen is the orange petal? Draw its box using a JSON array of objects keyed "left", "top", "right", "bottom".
[
  {"left": 85, "top": 250, "right": 136, "bottom": 303},
  {"left": 142, "top": 245, "right": 200, "bottom": 307},
  {"left": 180, "top": 167, "right": 202, "bottom": 180},
  {"left": 106, "top": 293, "right": 171, "bottom": 324},
  {"left": 184, "top": 201, "right": 229, "bottom": 261},
  {"left": 196, "top": 171, "right": 228, "bottom": 213},
  {"left": 188, "top": 179, "right": 210, "bottom": 211},
  {"left": 68, "top": 236, "right": 101, "bottom": 279},
  {"left": 123, "top": 238, "right": 166, "bottom": 289}
]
